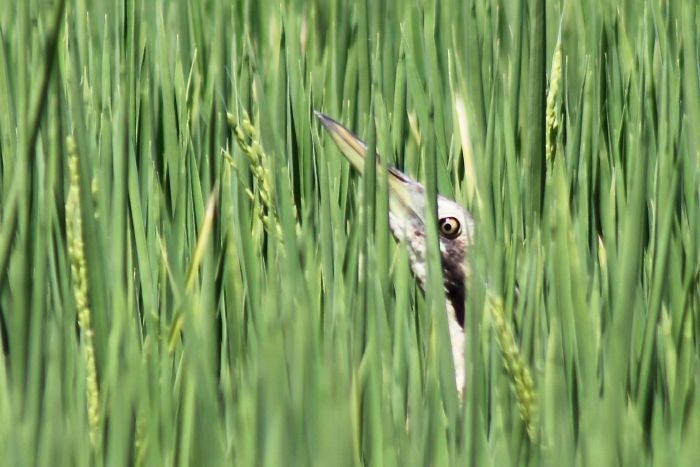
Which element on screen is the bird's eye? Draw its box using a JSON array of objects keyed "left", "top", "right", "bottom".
[{"left": 438, "top": 216, "right": 461, "bottom": 239}]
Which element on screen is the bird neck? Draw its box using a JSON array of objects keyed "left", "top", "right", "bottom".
[{"left": 445, "top": 300, "right": 466, "bottom": 397}]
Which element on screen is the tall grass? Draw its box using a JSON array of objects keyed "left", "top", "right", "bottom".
[{"left": 0, "top": 0, "right": 698, "bottom": 465}]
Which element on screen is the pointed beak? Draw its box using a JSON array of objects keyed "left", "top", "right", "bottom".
[{"left": 314, "top": 111, "right": 426, "bottom": 225}]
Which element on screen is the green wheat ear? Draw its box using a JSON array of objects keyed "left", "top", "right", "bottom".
[
  {"left": 545, "top": 35, "right": 563, "bottom": 166},
  {"left": 487, "top": 292, "right": 539, "bottom": 442},
  {"left": 65, "top": 136, "right": 101, "bottom": 451},
  {"left": 226, "top": 110, "right": 291, "bottom": 240}
]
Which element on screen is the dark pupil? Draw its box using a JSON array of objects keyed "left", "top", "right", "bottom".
[{"left": 441, "top": 218, "right": 456, "bottom": 234}]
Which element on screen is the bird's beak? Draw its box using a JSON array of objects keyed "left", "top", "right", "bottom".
[{"left": 314, "top": 111, "right": 426, "bottom": 226}]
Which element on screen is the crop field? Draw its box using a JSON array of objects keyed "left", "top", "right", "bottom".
[{"left": 0, "top": 0, "right": 698, "bottom": 465}]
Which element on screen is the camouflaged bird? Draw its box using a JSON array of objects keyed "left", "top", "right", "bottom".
[{"left": 315, "top": 112, "right": 473, "bottom": 397}]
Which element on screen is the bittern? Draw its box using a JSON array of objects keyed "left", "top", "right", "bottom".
[{"left": 315, "top": 111, "right": 473, "bottom": 397}]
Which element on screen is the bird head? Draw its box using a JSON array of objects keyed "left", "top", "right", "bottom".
[{"left": 315, "top": 111, "right": 473, "bottom": 326}]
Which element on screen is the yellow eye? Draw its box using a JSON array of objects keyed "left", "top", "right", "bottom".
[{"left": 439, "top": 216, "right": 461, "bottom": 239}]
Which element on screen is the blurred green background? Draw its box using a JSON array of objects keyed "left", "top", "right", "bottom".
[{"left": 0, "top": 0, "right": 698, "bottom": 465}]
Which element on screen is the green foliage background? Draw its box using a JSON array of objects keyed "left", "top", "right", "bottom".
[{"left": 0, "top": 0, "right": 698, "bottom": 465}]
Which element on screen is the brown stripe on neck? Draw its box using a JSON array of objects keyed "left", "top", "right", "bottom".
[
  {"left": 441, "top": 253, "right": 466, "bottom": 328},
  {"left": 445, "top": 281, "right": 465, "bottom": 328}
]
